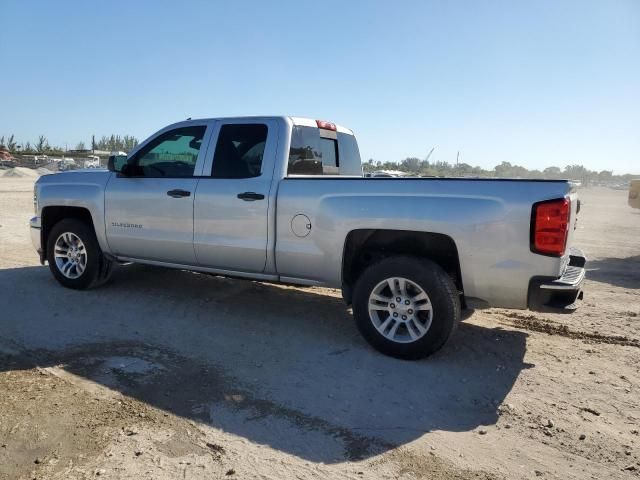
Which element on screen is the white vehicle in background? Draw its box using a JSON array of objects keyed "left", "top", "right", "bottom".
[
  {"left": 84, "top": 156, "right": 101, "bottom": 169},
  {"left": 366, "top": 170, "right": 410, "bottom": 178},
  {"left": 58, "top": 158, "right": 77, "bottom": 171}
]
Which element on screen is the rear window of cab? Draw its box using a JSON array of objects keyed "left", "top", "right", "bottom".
[{"left": 287, "top": 126, "right": 362, "bottom": 177}]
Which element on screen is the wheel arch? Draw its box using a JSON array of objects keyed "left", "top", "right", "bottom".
[
  {"left": 41, "top": 206, "right": 97, "bottom": 260},
  {"left": 341, "top": 229, "right": 463, "bottom": 305}
]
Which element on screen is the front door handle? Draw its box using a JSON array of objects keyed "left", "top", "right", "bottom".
[
  {"left": 237, "top": 192, "right": 265, "bottom": 201},
  {"left": 167, "top": 189, "right": 191, "bottom": 198}
]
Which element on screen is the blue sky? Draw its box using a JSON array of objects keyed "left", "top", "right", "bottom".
[{"left": 1, "top": 0, "right": 639, "bottom": 174}]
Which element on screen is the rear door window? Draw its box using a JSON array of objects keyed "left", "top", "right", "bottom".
[{"left": 211, "top": 124, "right": 268, "bottom": 178}]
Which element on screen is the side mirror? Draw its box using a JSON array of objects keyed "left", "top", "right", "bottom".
[{"left": 107, "top": 154, "right": 129, "bottom": 174}]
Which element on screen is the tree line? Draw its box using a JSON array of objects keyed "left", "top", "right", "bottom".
[
  {"left": 1, "top": 133, "right": 634, "bottom": 183},
  {"left": 0, "top": 134, "right": 139, "bottom": 155},
  {"left": 365, "top": 157, "right": 635, "bottom": 185}
]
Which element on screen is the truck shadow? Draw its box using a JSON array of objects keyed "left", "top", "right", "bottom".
[
  {"left": 586, "top": 255, "right": 640, "bottom": 289},
  {"left": 0, "top": 264, "right": 530, "bottom": 463}
]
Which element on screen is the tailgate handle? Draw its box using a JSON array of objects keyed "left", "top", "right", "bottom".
[
  {"left": 237, "top": 192, "right": 265, "bottom": 201},
  {"left": 167, "top": 189, "right": 191, "bottom": 198}
]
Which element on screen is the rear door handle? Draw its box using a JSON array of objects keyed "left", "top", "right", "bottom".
[
  {"left": 237, "top": 192, "right": 265, "bottom": 201},
  {"left": 167, "top": 189, "right": 191, "bottom": 198}
]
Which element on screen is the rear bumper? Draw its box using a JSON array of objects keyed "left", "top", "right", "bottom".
[{"left": 528, "top": 247, "right": 586, "bottom": 313}]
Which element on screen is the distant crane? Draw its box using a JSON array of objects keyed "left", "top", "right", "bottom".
[{"left": 425, "top": 147, "right": 435, "bottom": 163}]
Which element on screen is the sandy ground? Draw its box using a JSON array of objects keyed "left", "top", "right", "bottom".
[{"left": 0, "top": 176, "right": 638, "bottom": 480}]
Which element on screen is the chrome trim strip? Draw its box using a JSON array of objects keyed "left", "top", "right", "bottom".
[
  {"left": 279, "top": 276, "right": 324, "bottom": 287},
  {"left": 115, "top": 256, "right": 279, "bottom": 282}
]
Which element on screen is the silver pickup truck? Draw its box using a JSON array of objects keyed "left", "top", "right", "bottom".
[{"left": 30, "top": 116, "right": 586, "bottom": 359}]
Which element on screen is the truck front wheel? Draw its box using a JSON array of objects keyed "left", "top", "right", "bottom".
[
  {"left": 352, "top": 256, "right": 460, "bottom": 360},
  {"left": 46, "top": 218, "right": 112, "bottom": 290}
]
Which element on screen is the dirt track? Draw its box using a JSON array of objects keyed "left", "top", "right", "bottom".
[{"left": 0, "top": 176, "right": 638, "bottom": 479}]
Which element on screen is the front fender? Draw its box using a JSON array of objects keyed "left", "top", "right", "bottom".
[{"left": 36, "top": 172, "right": 111, "bottom": 254}]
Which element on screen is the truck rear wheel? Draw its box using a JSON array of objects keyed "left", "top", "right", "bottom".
[
  {"left": 352, "top": 256, "right": 460, "bottom": 359},
  {"left": 46, "top": 218, "right": 112, "bottom": 290}
]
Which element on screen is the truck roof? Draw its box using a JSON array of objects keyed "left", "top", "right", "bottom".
[
  {"left": 183, "top": 116, "right": 354, "bottom": 135},
  {"left": 289, "top": 117, "right": 354, "bottom": 135}
]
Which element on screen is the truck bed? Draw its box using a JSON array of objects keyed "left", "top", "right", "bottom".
[{"left": 275, "top": 177, "right": 578, "bottom": 309}]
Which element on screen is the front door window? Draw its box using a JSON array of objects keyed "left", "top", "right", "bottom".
[{"left": 130, "top": 126, "right": 205, "bottom": 178}]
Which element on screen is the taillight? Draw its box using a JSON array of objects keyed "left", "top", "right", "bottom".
[
  {"left": 316, "top": 120, "right": 337, "bottom": 131},
  {"left": 531, "top": 198, "right": 570, "bottom": 256}
]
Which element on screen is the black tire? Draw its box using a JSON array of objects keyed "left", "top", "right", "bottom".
[
  {"left": 46, "top": 218, "right": 113, "bottom": 290},
  {"left": 352, "top": 256, "right": 460, "bottom": 360}
]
